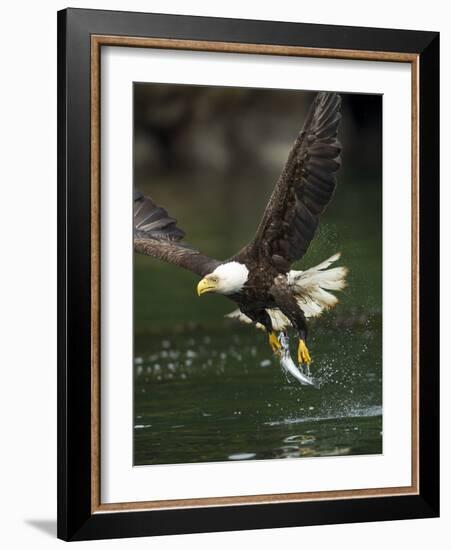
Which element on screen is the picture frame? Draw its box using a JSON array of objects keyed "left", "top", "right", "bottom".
[{"left": 57, "top": 7, "right": 439, "bottom": 541}]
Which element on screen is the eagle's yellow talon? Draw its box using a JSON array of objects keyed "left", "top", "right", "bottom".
[
  {"left": 298, "top": 339, "right": 311, "bottom": 365},
  {"left": 268, "top": 331, "right": 282, "bottom": 354}
]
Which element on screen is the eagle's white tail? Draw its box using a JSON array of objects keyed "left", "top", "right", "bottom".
[
  {"left": 226, "top": 253, "right": 348, "bottom": 331},
  {"left": 288, "top": 252, "right": 348, "bottom": 318}
]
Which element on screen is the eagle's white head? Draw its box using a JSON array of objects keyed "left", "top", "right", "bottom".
[{"left": 197, "top": 262, "right": 249, "bottom": 296}]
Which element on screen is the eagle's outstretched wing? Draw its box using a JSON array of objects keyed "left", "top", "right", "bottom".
[
  {"left": 134, "top": 190, "right": 220, "bottom": 277},
  {"left": 233, "top": 91, "right": 342, "bottom": 272}
]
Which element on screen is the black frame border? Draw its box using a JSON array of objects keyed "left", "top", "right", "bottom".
[{"left": 57, "top": 8, "right": 439, "bottom": 541}]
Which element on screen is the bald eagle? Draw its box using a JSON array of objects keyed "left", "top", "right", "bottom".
[{"left": 134, "top": 91, "right": 347, "bottom": 371}]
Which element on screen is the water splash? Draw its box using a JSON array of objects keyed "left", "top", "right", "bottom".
[
  {"left": 264, "top": 405, "right": 382, "bottom": 426},
  {"left": 228, "top": 452, "right": 256, "bottom": 460}
]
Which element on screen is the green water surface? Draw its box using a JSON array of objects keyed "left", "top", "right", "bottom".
[{"left": 133, "top": 173, "right": 382, "bottom": 466}]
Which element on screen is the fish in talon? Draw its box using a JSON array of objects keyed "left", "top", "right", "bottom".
[
  {"left": 277, "top": 332, "right": 319, "bottom": 387},
  {"left": 278, "top": 331, "right": 290, "bottom": 351}
]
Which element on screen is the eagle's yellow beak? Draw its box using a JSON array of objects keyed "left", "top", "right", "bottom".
[{"left": 197, "top": 277, "right": 217, "bottom": 296}]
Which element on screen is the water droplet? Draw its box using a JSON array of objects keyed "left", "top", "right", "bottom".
[{"left": 228, "top": 453, "right": 256, "bottom": 460}]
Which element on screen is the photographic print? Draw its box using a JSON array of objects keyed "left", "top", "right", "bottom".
[
  {"left": 58, "top": 11, "right": 439, "bottom": 539},
  {"left": 133, "top": 84, "right": 382, "bottom": 466}
]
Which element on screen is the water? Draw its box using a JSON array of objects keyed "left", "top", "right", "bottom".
[
  {"left": 133, "top": 173, "right": 382, "bottom": 466},
  {"left": 134, "top": 323, "right": 382, "bottom": 465}
]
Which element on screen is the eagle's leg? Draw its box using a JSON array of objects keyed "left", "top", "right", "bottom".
[
  {"left": 271, "top": 279, "right": 311, "bottom": 371},
  {"left": 268, "top": 331, "right": 282, "bottom": 354},
  {"left": 242, "top": 308, "right": 281, "bottom": 355},
  {"left": 297, "top": 332, "right": 312, "bottom": 375}
]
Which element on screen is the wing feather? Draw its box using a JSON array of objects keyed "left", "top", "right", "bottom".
[
  {"left": 234, "top": 91, "right": 342, "bottom": 271},
  {"left": 134, "top": 192, "right": 220, "bottom": 277}
]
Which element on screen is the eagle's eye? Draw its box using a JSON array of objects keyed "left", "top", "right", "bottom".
[{"left": 210, "top": 275, "right": 219, "bottom": 283}]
